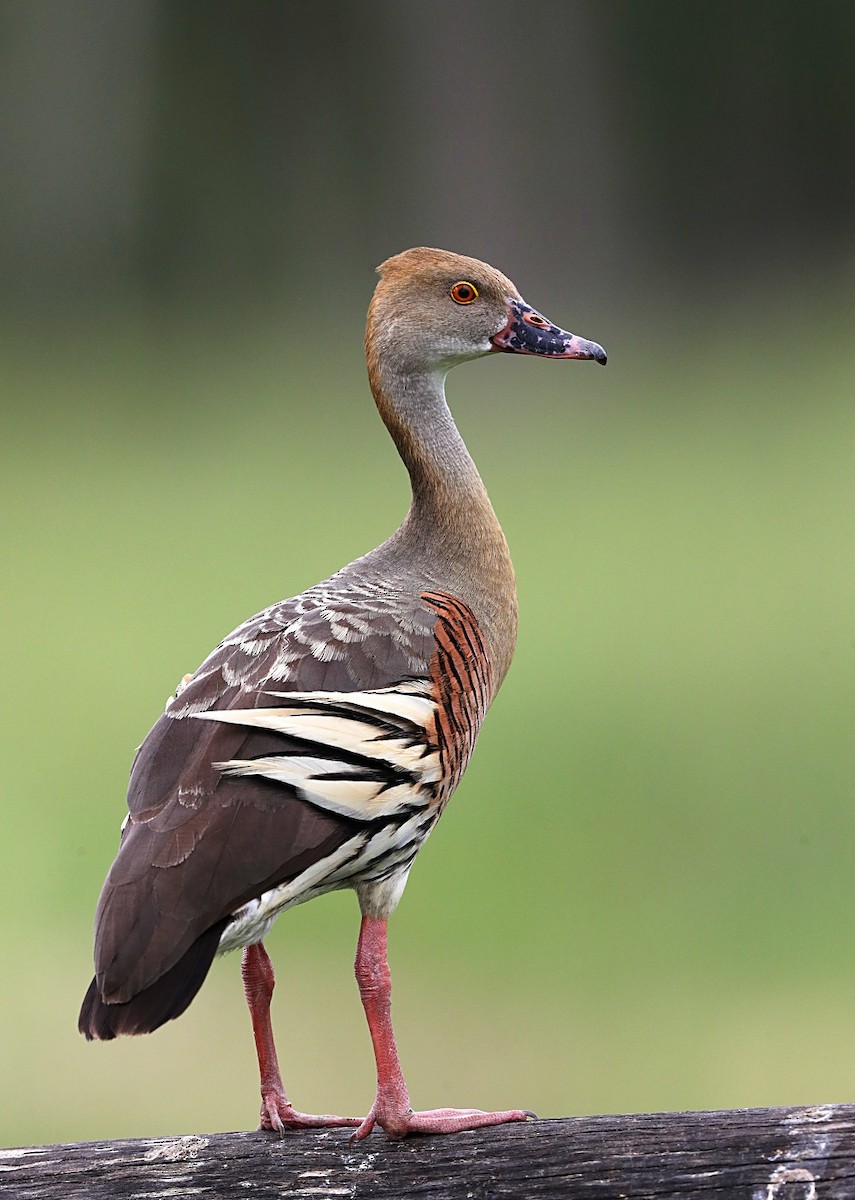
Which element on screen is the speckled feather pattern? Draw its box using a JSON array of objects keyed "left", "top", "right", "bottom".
[{"left": 84, "top": 577, "right": 497, "bottom": 1015}]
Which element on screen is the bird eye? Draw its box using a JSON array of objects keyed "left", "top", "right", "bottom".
[{"left": 450, "top": 281, "right": 478, "bottom": 305}]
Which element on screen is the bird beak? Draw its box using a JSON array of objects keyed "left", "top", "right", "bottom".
[{"left": 490, "top": 297, "right": 607, "bottom": 365}]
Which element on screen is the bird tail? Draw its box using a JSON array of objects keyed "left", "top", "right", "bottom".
[{"left": 78, "top": 919, "right": 229, "bottom": 1040}]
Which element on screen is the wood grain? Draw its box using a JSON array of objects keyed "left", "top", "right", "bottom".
[{"left": 3, "top": 1105, "right": 854, "bottom": 1199}]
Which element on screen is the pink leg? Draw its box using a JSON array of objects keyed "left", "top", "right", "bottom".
[
  {"left": 241, "top": 942, "right": 359, "bottom": 1133},
  {"left": 351, "top": 915, "right": 532, "bottom": 1141}
]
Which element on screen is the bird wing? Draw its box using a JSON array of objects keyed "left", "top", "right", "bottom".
[{"left": 89, "top": 586, "right": 492, "bottom": 1010}]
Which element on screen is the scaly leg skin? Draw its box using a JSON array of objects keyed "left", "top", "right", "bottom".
[
  {"left": 351, "top": 915, "right": 534, "bottom": 1142},
  {"left": 241, "top": 942, "right": 360, "bottom": 1133}
]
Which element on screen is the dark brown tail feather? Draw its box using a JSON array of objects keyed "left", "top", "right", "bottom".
[{"left": 78, "top": 919, "right": 230, "bottom": 1040}]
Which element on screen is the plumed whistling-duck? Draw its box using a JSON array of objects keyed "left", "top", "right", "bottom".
[{"left": 79, "top": 247, "right": 607, "bottom": 1140}]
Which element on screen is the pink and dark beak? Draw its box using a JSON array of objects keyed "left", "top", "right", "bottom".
[{"left": 490, "top": 297, "right": 607, "bottom": 364}]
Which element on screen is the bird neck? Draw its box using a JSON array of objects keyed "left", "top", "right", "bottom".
[
  {"left": 367, "top": 357, "right": 518, "bottom": 689},
  {"left": 373, "top": 361, "right": 487, "bottom": 516}
]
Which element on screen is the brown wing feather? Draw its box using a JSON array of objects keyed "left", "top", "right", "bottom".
[
  {"left": 94, "top": 716, "right": 358, "bottom": 1000},
  {"left": 81, "top": 586, "right": 439, "bottom": 1037},
  {"left": 79, "top": 919, "right": 229, "bottom": 1039}
]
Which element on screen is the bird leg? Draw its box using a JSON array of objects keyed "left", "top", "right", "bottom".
[
  {"left": 351, "top": 915, "right": 532, "bottom": 1141},
  {"left": 241, "top": 942, "right": 359, "bottom": 1133}
]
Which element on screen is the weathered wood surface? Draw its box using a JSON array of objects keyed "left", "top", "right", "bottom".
[{"left": 2, "top": 1105, "right": 854, "bottom": 1199}]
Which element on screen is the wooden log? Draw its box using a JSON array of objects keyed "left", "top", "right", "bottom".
[{"left": 2, "top": 1105, "right": 854, "bottom": 1199}]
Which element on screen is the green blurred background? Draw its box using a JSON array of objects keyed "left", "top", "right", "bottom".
[{"left": 2, "top": 0, "right": 854, "bottom": 1149}]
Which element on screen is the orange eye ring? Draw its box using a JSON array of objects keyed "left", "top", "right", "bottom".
[{"left": 450, "top": 281, "right": 478, "bottom": 305}]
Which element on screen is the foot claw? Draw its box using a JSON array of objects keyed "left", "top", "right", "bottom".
[{"left": 349, "top": 1116, "right": 375, "bottom": 1146}]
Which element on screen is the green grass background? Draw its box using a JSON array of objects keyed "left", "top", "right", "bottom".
[{"left": 2, "top": 282, "right": 853, "bottom": 1147}]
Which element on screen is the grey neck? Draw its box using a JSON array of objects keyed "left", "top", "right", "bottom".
[
  {"left": 373, "top": 364, "right": 494, "bottom": 538},
  {"left": 368, "top": 362, "right": 518, "bottom": 689}
]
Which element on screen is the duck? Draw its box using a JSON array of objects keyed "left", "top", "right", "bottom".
[{"left": 79, "top": 247, "right": 607, "bottom": 1141}]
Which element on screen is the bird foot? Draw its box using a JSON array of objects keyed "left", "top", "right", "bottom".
[
  {"left": 350, "top": 1102, "right": 535, "bottom": 1143},
  {"left": 260, "top": 1087, "right": 361, "bottom": 1135}
]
